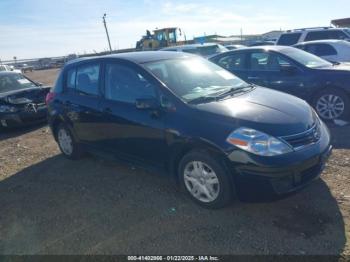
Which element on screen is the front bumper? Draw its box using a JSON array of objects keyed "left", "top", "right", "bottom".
[
  {"left": 227, "top": 121, "right": 332, "bottom": 195},
  {"left": 0, "top": 106, "right": 47, "bottom": 128}
]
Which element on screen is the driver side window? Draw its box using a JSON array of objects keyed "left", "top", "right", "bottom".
[{"left": 105, "top": 63, "right": 156, "bottom": 104}]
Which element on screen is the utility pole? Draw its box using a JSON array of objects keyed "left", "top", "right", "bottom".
[{"left": 102, "top": 13, "right": 112, "bottom": 53}]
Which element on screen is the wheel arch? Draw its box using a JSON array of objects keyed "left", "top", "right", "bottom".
[
  {"left": 311, "top": 84, "right": 350, "bottom": 105},
  {"left": 167, "top": 138, "right": 234, "bottom": 186},
  {"left": 50, "top": 115, "right": 78, "bottom": 142}
]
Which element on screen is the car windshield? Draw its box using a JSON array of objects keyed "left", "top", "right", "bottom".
[
  {"left": 283, "top": 48, "right": 332, "bottom": 68},
  {"left": 0, "top": 73, "right": 37, "bottom": 93},
  {"left": 345, "top": 29, "right": 350, "bottom": 37},
  {"left": 144, "top": 58, "right": 250, "bottom": 102}
]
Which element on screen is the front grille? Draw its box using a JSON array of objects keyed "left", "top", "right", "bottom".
[{"left": 280, "top": 122, "right": 321, "bottom": 150}]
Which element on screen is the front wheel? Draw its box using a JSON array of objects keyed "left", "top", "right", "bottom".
[
  {"left": 178, "top": 151, "right": 234, "bottom": 209},
  {"left": 314, "top": 88, "right": 349, "bottom": 121}
]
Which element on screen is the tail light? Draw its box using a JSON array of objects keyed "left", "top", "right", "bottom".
[{"left": 45, "top": 92, "right": 56, "bottom": 105}]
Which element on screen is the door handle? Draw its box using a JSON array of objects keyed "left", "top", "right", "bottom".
[
  {"left": 247, "top": 76, "right": 260, "bottom": 80},
  {"left": 103, "top": 107, "right": 112, "bottom": 114}
]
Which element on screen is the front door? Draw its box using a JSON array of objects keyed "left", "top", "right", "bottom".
[{"left": 99, "top": 61, "right": 166, "bottom": 167}]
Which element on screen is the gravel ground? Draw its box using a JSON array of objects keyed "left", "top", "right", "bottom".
[{"left": 0, "top": 69, "right": 349, "bottom": 255}]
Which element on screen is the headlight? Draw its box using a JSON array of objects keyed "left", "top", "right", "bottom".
[
  {"left": 0, "top": 105, "right": 18, "bottom": 113},
  {"left": 226, "top": 127, "right": 293, "bottom": 156}
]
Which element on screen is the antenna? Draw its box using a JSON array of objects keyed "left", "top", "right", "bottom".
[{"left": 102, "top": 14, "right": 112, "bottom": 53}]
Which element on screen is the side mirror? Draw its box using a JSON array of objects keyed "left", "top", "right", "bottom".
[
  {"left": 280, "top": 64, "right": 298, "bottom": 75},
  {"left": 135, "top": 98, "right": 158, "bottom": 110}
]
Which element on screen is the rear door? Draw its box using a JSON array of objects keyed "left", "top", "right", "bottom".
[
  {"left": 99, "top": 60, "right": 167, "bottom": 167},
  {"left": 244, "top": 51, "right": 272, "bottom": 87},
  {"left": 62, "top": 61, "right": 103, "bottom": 145},
  {"left": 213, "top": 52, "right": 249, "bottom": 80}
]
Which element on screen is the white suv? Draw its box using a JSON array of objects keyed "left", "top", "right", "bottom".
[
  {"left": 294, "top": 40, "right": 350, "bottom": 63},
  {"left": 276, "top": 27, "right": 350, "bottom": 46}
]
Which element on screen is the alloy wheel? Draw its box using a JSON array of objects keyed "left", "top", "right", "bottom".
[{"left": 316, "top": 94, "right": 345, "bottom": 120}]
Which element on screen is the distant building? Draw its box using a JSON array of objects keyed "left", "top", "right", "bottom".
[
  {"left": 193, "top": 30, "right": 282, "bottom": 46},
  {"left": 332, "top": 18, "right": 350, "bottom": 27}
]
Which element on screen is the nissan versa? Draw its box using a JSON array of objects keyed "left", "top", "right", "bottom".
[{"left": 46, "top": 51, "right": 332, "bottom": 208}]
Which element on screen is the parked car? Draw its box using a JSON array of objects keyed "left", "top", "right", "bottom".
[
  {"left": 294, "top": 40, "right": 350, "bottom": 63},
  {"left": 249, "top": 41, "right": 275, "bottom": 47},
  {"left": 16, "top": 63, "right": 34, "bottom": 73},
  {"left": 46, "top": 51, "right": 332, "bottom": 208},
  {"left": 225, "top": 44, "right": 246, "bottom": 50},
  {"left": 161, "top": 43, "right": 228, "bottom": 58},
  {"left": 0, "top": 72, "right": 49, "bottom": 128},
  {"left": 210, "top": 46, "right": 350, "bottom": 121},
  {"left": 0, "top": 64, "right": 22, "bottom": 73},
  {"left": 276, "top": 27, "right": 350, "bottom": 46}
]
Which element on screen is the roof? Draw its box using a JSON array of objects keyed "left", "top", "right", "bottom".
[
  {"left": 66, "top": 51, "right": 194, "bottom": 65},
  {"left": 229, "top": 45, "right": 294, "bottom": 52},
  {"left": 294, "top": 39, "right": 350, "bottom": 45},
  {"left": 0, "top": 71, "right": 18, "bottom": 76},
  {"left": 162, "top": 43, "right": 223, "bottom": 50}
]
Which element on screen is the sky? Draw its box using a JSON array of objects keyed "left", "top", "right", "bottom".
[{"left": 0, "top": 0, "right": 349, "bottom": 61}]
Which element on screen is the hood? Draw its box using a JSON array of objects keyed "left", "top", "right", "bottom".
[
  {"left": 195, "top": 87, "right": 316, "bottom": 137},
  {"left": 316, "top": 63, "right": 350, "bottom": 72},
  {"left": 0, "top": 86, "right": 50, "bottom": 105}
]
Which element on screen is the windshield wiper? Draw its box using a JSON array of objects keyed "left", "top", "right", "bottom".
[
  {"left": 188, "top": 96, "right": 217, "bottom": 104},
  {"left": 215, "top": 84, "right": 254, "bottom": 99}
]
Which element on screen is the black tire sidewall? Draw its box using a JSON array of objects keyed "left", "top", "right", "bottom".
[
  {"left": 313, "top": 88, "right": 350, "bottom": 121},
  {"left": 178, "top": 150, "right": 233, "bottom": 209}
]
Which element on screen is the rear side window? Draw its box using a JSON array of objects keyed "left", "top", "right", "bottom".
[
  {"left": 305, "top": 44, "right": 337, "bottom": 56},
  {"left": 218, "top": 53, "right": 246, "bottom": 70},
  {"left": 76, "top": 64, "right": 100, "bottom": 96},
  {"left": 66, "top": 68, "right": 76, "bottom": 89},
  {"left": 250, "top": 52, "right": 269, "bottom": 70},
  {"left": 305, "top": 30, "right": 348, "bottom": 41},
  {"left": 248, "top": 52, "right": 292, "bottom": 71},
  {"left": 305, "top": 31, "right": 328, "bottom": 41},
  {"left": 52, "top": 70, "right": 64, "bottom": 93},
  {"left": 277, "top": 33, "right": 302, "bottom": 45}
]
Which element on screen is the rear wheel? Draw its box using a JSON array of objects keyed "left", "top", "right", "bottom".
[
  {"left": 56, "top": 124, "right": 84, "bottom": 159},
  {"left": 314, "top": 88, "right": 349, "bottom": 121},
  {"left": 178, "top": 150, "right": 234, "bottom": 209}
]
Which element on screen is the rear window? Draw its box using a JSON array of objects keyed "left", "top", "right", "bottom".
[{"left": 277, "top": 33, "right": 302, "bottom": 45}]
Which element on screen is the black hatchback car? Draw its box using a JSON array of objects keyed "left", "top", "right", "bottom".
[
  {"left": 0, "top": 71, "right": 50, "bottom": 129},
  {"left": 47, "top": 51, "right": 332, "bottom": 208},
  {"left": 210, "top": 46, "right": 350, "bottom": 121}
]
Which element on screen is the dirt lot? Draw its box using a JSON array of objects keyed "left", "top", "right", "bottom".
[{"left": 0, "top": 69, "right": 349, "bottom": 255}]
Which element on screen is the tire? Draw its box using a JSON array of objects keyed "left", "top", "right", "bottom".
[
  {"left": 178, "top": 150, "right": 234, "bottom": 209},
  {"left": 56, "top": 123, "right": 84, "bottom": 160},
  {"left": 313, "top": 88, "right": 350, "bottom": 121}
]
